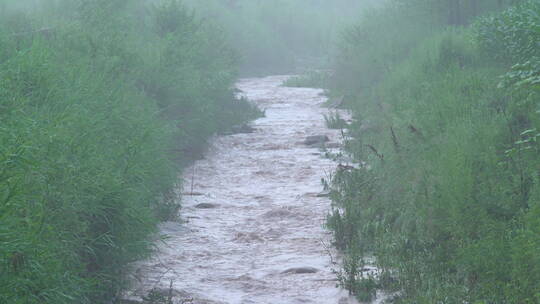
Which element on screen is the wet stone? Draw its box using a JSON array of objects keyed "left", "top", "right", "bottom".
[
  {"left": 183, "top": 192, "right": 205, "bottom": 196},
  {"left": 194, "top": 203, "right": 219, "bottom": 209},
  {"left": 304, "top": 135, "right": 329, "bottom": 146},
  {"left": 316, "top": 192, "right": 330, "bottom": 197},
  {"left": 325, "top": 142, "right": 341, "bottom": 149},
  {"left": 282, "top": 267, "right": 319, "bottom": 274},
  {"left": 226, "top": 124, "right": 255, "bottom": 135},
  {"left": 262, "top": 208, "right": 294, "bottom": 219}
]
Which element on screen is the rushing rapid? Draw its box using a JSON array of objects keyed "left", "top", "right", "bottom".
[{"left": 125, "top": 76, "right": 360, "bottom": 304}]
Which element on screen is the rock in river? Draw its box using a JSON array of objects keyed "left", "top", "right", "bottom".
[
  {"left": 194, "top": 203, "right": 219, "bottom": 209},
  {"left": 228, "top": 124, "right": 256, "bottom": 135},
  {"left": 304, "top": 135, "right": 329, "bottom": 146},
  {"left": 282, "top": 267, "right": 319, "bottom": 274}
]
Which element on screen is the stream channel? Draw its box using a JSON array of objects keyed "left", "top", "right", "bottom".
[{"left": 125, "top": 76, "right": 381, "bottom": 304}]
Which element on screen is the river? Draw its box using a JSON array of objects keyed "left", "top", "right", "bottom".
[{"left": 124, "top": 75, "right": 363, "bottom": 304}]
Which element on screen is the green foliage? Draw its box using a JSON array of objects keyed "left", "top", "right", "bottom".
[
  {"left": 476, "top": 1, "right": 540, "bottom": 64},
  {"left": 336, "top": 249, "right": 378, "bottom": 302},
  {"left": 476, "top": 0, "right": 540, "bottom": 92},
  {"left": 327, "top": 1, "right": 540, "bottom": 302},
  {"left": 324, "top": 112, "right": 349, "bottom": 130},
  {"left": 0, "top": 1, "right": 258, "bottom": 303}
]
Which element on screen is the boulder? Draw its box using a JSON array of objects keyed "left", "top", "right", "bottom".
[
  {"left": 183, "top": 192, "right": 205, "bottom": 196},
  {"left": 230, "top": 124, "right": 255, "bottom": 134},
  {"left": 282, "top": 267, "right": 319, "bottom": 274},
  {"left": 263, "top": 209, "right": 294, "bottom": 219},
  {"left": 325, "top": 142, "right": 341, "bottom": 149},
  {"left": 194, "top": 203, "right": 219, "bottom": 209},
  {"left": 304, "top": 135, "right": 329, "bottom": 146}
]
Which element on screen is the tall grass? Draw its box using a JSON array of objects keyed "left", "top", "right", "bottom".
[
  {"left": 0, "top": 1, "right": 259, "bottom": 303},
  {"left": 326, "top": 0, "right": 540, "bottom": 302}
]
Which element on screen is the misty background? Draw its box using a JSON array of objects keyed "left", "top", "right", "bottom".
[{"left": 1, "top": 0, "right": 539, "bottom": 303}]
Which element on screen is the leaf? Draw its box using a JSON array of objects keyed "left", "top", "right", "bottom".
[{"left": 521, "top": 129, "right": 537, "bottom": 136}]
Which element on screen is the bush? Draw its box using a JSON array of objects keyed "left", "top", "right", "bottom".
[
  {"left": 0, "top": 1, "right": 258, "bottom": 303},
  {"left": 326, "top": 1, "right": 540, "bottom": 302}
]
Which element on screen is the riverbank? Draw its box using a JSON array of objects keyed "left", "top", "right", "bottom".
[{"left": 325, "top": 1, "right": 540, "bottom": 302}]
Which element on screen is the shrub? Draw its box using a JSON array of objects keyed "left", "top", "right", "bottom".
[
  {"left": 0, "top": 1, "right": 258, "bottom": 303},
  {"left": 326, "top": 1, "right": 540, "bottom": 302}
]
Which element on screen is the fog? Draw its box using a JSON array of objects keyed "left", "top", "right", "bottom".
[
  {"left": 1, "top": 1, "right": 538, "bottom": 303},
  {"left": 181, "top": 0, "right": 378, "bottom": 75}
]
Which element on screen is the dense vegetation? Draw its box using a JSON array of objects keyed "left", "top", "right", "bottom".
[
  {"left": 3, "top": 0, "right": 539, "bottom": 303},
  {"left": 183, "top": 0, "right": 376, "bottom": 75},
  {"left": 0, "top": 1, "right": 258, "bottom": 303},
  {"left": 326, "top": 0, "right": 540, "bottom": 302}
]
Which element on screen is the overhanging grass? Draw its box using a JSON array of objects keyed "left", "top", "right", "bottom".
[
  {"left": 0, "top": 1, "right": 259, "bottom": 303},
  {"left": 326, "top": 1, "right": 540, "bottom": 302}
]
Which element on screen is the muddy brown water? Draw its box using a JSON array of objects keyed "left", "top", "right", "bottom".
[{"left": 125, "top": 76, "right": 373, "bottom": 304}]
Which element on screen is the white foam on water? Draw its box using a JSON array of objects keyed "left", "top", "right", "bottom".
[{"left": 127, "top": 76, "right": 367, "bottom": 304}]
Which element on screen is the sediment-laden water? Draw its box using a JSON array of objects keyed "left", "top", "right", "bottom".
[{"left": 125, "top": 76, "right": 362, "bottom": 304}]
